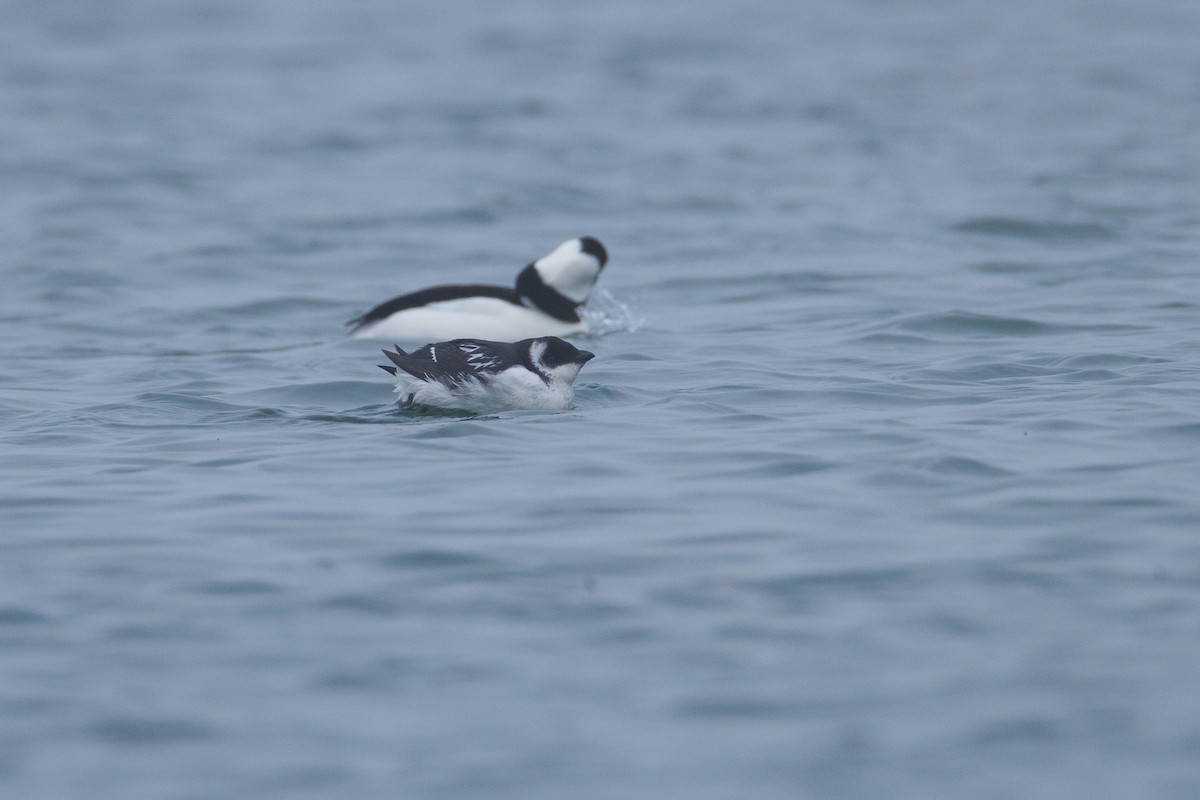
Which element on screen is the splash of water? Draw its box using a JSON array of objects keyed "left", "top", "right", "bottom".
[{"left": 581, "top": 289, "right": 644, "bottom": 337}]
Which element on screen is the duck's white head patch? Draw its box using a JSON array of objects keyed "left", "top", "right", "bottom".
[{"left": 531, "top": 237, "right": 608, "bottom": 304}]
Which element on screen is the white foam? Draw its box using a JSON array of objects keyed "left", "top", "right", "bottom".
[{"left": 580, "top": 289, "right": 644, "bottom": 337}]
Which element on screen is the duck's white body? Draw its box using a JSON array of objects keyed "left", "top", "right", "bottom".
[
  {"left": 348, "top": 237, "right": 607, "bottom": 342},
  {"left": 356, "top": 296, "right": 586, "bottom": 342}
]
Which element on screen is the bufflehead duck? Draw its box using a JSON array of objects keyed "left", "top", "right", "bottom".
[
  {"left": 379, "top": 336, "right": 595, "bottom": 414},
  {"left": 348, "top": 236, "right": 608, "bottom": 341}
]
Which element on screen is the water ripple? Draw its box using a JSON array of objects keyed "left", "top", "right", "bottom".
[
  {"left": 893, "top": 311, "right": 1073, "bottom": 338},
  {"left": 89, "top": 717, "right": 217, "bottom": 745},
  {"left": 949, "top": 216, "right": 1117, "bottom": 241}
]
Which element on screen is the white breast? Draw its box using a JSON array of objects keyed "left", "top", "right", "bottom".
[
  {"left": 393, "top": 366, "right": 575, "bottom": 414},
  {"left": 351, "top": 296, "right": 587, "bottom": 342}
]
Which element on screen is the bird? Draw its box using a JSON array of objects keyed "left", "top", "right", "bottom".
[
  {"left": 347, "top": 236, "right": 608, "bottom": 341},
  {"left": 379, "top": 336, "right": 595, "bottom": 413}
]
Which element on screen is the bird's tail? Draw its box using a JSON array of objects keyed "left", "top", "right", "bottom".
[
  {"left": 378, "top": 344, "right": 409, "bottom": 376},
  {"left": 378, "top": 344, "right": 434, "bottom": 381}
]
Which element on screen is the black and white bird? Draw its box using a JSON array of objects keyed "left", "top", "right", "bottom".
[
  {"left": 348, "top": 236, "right": 608, "bottom": 341},
  {"left": 379, "top": 336, "right": 595, "bottom": 413}
]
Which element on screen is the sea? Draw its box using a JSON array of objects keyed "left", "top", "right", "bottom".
[{"left": 2, "top": 0, "right": 1199, "bottom": 797}]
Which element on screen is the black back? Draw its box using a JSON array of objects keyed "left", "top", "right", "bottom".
[
  {"left": 347, "top": 284, "right": 521, "bottom": 332},
  {"left": 380, "top": 339, "right": 534, "bottom": 385}
]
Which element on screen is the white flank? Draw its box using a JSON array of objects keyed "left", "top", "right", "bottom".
[
  {"left": 352, "top": 296, "right": 587, "bottom": 342},
  {"left": 392, "top": 366, "right": 577, "bottom": 414}
]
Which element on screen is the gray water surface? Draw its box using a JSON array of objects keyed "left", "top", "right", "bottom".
[{"left": 3, "top": 0, "right": 1200, "bottom": 798}]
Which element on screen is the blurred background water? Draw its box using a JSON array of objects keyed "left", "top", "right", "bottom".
[{"left": 2, "top": 0, "right": 1200, "bottom": 797}]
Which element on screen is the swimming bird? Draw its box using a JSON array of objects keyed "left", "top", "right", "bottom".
[
  {"left": 379, "top": 336, "right": 595, "bottom": 413},
  {"left": 348, "top": 236, "right": 608, "bottom": 341}
]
